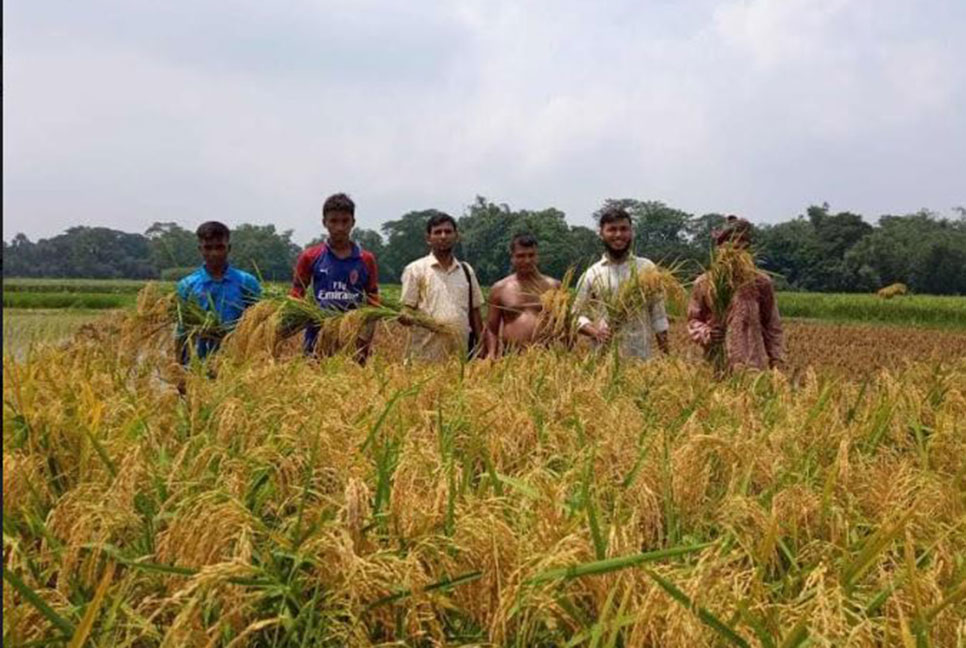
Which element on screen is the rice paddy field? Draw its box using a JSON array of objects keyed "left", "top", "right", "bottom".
[{"left": 3, "top": 279, "right": 966, "bottom": 646}]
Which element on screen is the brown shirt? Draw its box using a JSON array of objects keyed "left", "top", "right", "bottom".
[{"left": 687, "top": 272, "right": 784, "bottom": 370}]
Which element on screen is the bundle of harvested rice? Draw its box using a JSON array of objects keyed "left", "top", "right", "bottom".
[
  {"left": 877, "top": 282, "right": 908, "bottom": 299},
  {"left": 221, "top": 299, "right": 286, "bottom": 358},
  {"left": 120, "top": 283, "right": 179, "bottom": 352},
  {"left": 243, "top": 294, "right": 458, "bottom": 357},
  {"left": 704, "top": 243, "right": 759, "bottom": 370},
  {"left": 604, "top": 261, "right": 687, "bottom": 333},
  {"left": 535, "top": 269, "right": 579, "bottom": 347},
  {"left": 170, "top": 294, "right": 229, "bottom": 341}
]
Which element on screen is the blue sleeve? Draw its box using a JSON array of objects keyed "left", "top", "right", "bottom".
[
  {"left": 175, "top": 278, "right": 190, "bottom": 338},
  {"left": 176, "top": 277, "right": 190, "bottom": 300},
  {"left": 243, "top": 273, "right": 262, "bottom": 305}
]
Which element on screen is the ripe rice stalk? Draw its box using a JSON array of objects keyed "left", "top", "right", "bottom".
[
  {"left": 67, "top": 562, "right": 115, "bottom": 648},
  {"left": 534, "top": 269, "right": 579, "bottom": 347},
  {"left": 276, "top": 294, "right": 457, "bottom": 350},
  {"left": 877, "top": 282, "right": 908, "bottom": 299},
  {"left": 643, "top": 568, "right": 751, "bottom": 648},
  {"left": 5, "top": 311, "right": 966, "bottom": 645},
  {"left": 3, "top": 566, "right": 76, "bottom": 637},
  {"left": 171, "top": 294, "right": 229, "bottom": 341},
  {"left": 840, "top": 510, "right": 914, "bottom": 592},
  {"left": 526, "top": 542, "right": 712, "bottom": 584},
  {"left": 604, "top": 261, "right": 687, "bottom": 334}
]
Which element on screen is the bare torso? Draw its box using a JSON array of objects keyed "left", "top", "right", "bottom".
[{"left": 490, "top": 273, "right": 560, "bottom": 346}]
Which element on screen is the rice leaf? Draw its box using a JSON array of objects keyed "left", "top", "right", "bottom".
[
  {"left": 367, "top": 570, "right": 483, "bottom": 608},
  {"left": 644, "top": 568, "right": 751, "bottom": 648},
  {"left": 527, "top": 542, "right": 712, "bottom": 584},
  {"left": 3, "top": 566, "right": 76, "bottom": 637},
  {"left": 67, "top": 562, "right": 115, "bottom": 648}
]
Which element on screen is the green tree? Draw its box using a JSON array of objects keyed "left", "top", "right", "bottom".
[
  {"left": 594, "top": 199, "right": 695, "bottom": 264},
  {"left": 230, "top": 224, "right": 301, "bottom": 281},
  {"left": 145, "top": 222, "right": 197, "bottom": 275},
  {"left": 380, "top": 210, "right": 443, "bottom": 283}
]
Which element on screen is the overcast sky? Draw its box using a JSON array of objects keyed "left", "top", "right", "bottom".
[{"left": 4, "top": 0, "right": 965, "bottom": 244}]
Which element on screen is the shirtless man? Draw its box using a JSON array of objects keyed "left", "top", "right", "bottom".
[{"left": 485, "top": 233, "right": 561, "bottom": 357}]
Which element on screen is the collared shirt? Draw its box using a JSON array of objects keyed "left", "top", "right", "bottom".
[
  {"left": 573, "top": 253, "right": 669, "bottom": 360},
  {"left": 401, "top": 253, "right": 484, "bottom": 361},
  {"left": 176, "top": 264, "right": 262, "bottom": 358}
]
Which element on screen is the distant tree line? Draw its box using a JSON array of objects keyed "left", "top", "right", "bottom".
[{"left": 4, "top": 198, "right": 965, "bottom": 294}]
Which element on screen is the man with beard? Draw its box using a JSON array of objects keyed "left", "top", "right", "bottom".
[
  {"left": 573, "top": 206, "right": 670, "bottom": 359},
  {"left": 400, "top": 212, "right": 485, "bottom": 361},
  {"left": 484, "top": 233, "right": 561, "bottom": 357}
]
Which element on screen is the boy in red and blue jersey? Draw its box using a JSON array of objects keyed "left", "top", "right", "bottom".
[
  {"left": 290, "top": 193, "right": 379, "bottom": 363},
  {"left": 176, "top": 221, "right": 262, "bottom": 364}
]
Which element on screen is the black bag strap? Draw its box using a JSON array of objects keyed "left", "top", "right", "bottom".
[{"left": 460, "top": 262, "right": 474, "bottom": 315}]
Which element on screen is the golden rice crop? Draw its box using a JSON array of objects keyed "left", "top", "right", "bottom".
[
  {"left": 3, "top": 306, "right": 965, "bottom": 646},
  {"left": 878, "top": 282, "right": 909, "bottom": 299},
  {"left": 534, "top": 269, "right": 579, "bottom": 347},
  {"left": 605, "top": 262, "right": 687, "bottom": 334},
  {"left": 125, "top": 287, "right": 457, "bottom": 361},
  {"left": 702, "top": 244, "right": 760, "bottom": 372}
]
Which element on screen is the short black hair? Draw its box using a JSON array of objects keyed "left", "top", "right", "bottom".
[
  {"left": 510, "top": 233, "right": 538, "bottom": 251},
  {"left": 597, "top": 206, "right": 632, "bottom": 227},
  {"left": 426, "top": 212, "right": 458, "bottom": 234},
  {"left": 323, "top": 193, "right": 355, "bottom": 217},
  {"left": 196, "top": 221, "right": 230, "bottom": 241}
]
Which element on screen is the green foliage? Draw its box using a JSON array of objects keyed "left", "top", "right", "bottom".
[
  {"left": 4, "top": 201, "right": 965, "bottom": 295},
  {"left": 3, "top": 227, "right": 154, "bottom": 279},
  {"left": 229, "top": 224, "right": 301, "bottom": 281},
  {"left": 1, "top": 278, "right": 157, "bottom": 293},
  {"left": 145, "top": 222, "right": 197, "bottom": 271},
  {"left": 777, "top": 293, "right": 966, "bottom": 328},
  {"left": 3, "top": 292, "right": 135, "bottom": 310},
  {"left": 458, "top": 197, "right": 601, "bottom": 285},
  {"left": 159, "top": 266, "right": 197, "bottom": 281},
  {"left": 378, "top": 209, "right": 447, "bottom": 282}
]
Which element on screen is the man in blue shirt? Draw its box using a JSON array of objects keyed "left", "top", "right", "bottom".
[{"left": 176, "top": 221, "right": 262, "bottom": 364}]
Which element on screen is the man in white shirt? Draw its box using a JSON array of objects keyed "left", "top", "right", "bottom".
[
  {"left": 400, "top": 212, "right": 485, "bottom": 361},
  {"left": 573, "top": 206, "right": 670, "bottom": 359}
]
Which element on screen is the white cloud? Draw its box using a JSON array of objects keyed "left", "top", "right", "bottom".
[{"left": 4, "top": 0, "right": 965, "bottom": 243}]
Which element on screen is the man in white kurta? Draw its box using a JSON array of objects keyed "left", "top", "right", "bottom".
[{"left": 574, "top": 206, "right": 670, "bottom": 359}]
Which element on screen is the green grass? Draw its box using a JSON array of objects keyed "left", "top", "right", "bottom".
[
  {"left": 2, "top": 309, "right": 107, "bottom": 357},
  {"left": 777, "top": 292, "right": 966, "bottom": 329},
  {"left": 4, "top": 278, "right": 965, "bottom": 328},
  {"left": 3, "top": 292, "right": 137, "bottom": 309},
  {"left": 2, "top": 278, "right": 162, "bottom": 293}
]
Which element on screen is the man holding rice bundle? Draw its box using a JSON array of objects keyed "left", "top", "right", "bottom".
[
  {"left": 290, "top": 193, "right": 380, "bottom": 363},
  {"left": 176, "top": 221, "right": 262, "bottom": 364},
  {"left": 484, "top": 233, "right": 561, "bottom": 357},
  {"left": 687, "top": 216, "right": 784, "bottom": 371},
  {"left": 400, "top": 213, "right": 485, "bottom": 361},
  {"left": 573, "top": 206, "right": 671, "bottom": 359}
]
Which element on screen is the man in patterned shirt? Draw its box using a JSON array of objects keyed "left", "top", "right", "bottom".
[
  {"left": 687, "top": 216, "right": 784, "bottom": 371},
  {"left": 290, "top": 193, "right": 380, "bottom": 364}
]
